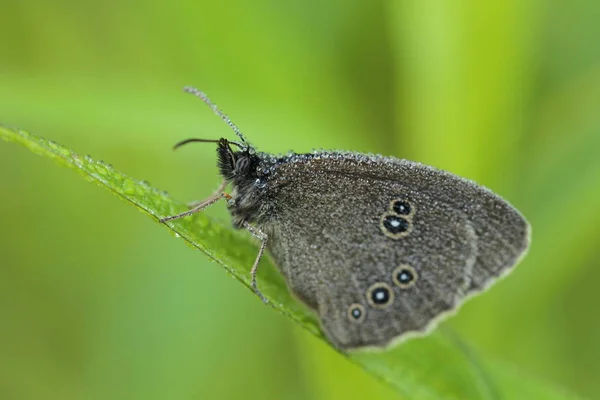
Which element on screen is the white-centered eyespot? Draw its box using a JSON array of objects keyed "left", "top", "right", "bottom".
[
  {"left": 392, "top": 264, "right": 418, "bottom": 289},
  {"left": 366, "top": 282, "right": 394, "bottom": 309},
  {"left": 390, "top": 199, "right": 414, "bottom": 217},
  {"left": 380, "top": 213, "right": 412, "bottom": 239},
  {"left": 347, "top": 303, "right": 366, "bottom": 322}
]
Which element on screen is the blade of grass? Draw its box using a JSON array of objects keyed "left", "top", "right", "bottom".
[{"left": 0, "top": 125, "right": 582, "bottom": 400}]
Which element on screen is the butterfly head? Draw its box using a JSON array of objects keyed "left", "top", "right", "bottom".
[
  {"left": 216, "top": 138, "right": 259, "bottom": 183},
  {"left": 215, "top": 138, "right": 268, "bottom": 227}
]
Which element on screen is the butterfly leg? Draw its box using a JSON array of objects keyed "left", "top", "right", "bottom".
[
  {"left": 242, "top": 221, "right": 269, "bottom": 304},
  {"left": 160, "top": 181, "right": 229, "bottom": 222}
]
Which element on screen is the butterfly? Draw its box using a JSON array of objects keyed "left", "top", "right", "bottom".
[{"left": 161, "top": 87, "right": 530, "bottom": 351}]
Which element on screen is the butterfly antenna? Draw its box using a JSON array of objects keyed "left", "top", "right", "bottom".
[
  {"left": 183, "top": 86, "right": 250, "bottom": 147},
  {"left": 172, "top": 138, "right": 244, "bottom": 150}
]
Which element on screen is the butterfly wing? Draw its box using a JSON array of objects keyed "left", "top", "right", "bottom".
[{"left": 261, "top": 154, "right": 529, "bottom": 350}]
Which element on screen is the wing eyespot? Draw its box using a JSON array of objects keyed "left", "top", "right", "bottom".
[
  {"left": 390, "top": 199, "right": 414, "bottom": 217},
  {"left": 380, "top": 213, "right": 412, "bottom": 239},
  {"left": 392, "top": 264, "right": 418, "bottom": 289},
  {"left": 366, "top": 282, "right": 394, "bottom": 309},
  {"left": 347, "top": 303, "right": 366, "bottom": 322}
]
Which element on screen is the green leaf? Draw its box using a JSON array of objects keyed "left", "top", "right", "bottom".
[{"left": 0, "top": 125, "right": 582, "bottom": 400}]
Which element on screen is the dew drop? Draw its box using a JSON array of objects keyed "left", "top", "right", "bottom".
[{"left": 122, "top": 180, "right": 137, "bottom": 195}]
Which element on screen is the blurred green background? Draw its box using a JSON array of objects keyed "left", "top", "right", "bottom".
[{"left": 1, "top": 0, "right": 599, "bottom": 399}]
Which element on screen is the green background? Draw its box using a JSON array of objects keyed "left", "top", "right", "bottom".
[{"left": 1, "top": 1, "right": 599, "bottom": 399}]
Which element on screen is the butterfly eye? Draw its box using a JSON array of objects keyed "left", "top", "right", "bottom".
[
  {"left": 392, "top": 264, "right": 418, "bottom": 288},
  {"left": 391, "top": 199, "right": 413, "bottom": 216},
  {"left": 366, "top": 282, "right": 394, "bottom": 309},
  {"left": 235, "top": 156, "right": 251, "bottom": 174},
  {"left": 380, "top": 214, "right": 412, "bottom": 239},
  {"left": 347, "top": 303, "right": 366, "bottom": 322}
]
